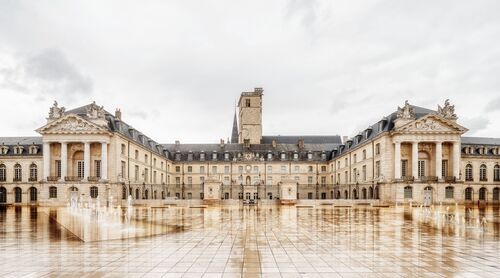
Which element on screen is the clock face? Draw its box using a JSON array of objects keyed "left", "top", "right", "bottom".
[{"left": 245, "top": 165, "right": 252, "bottom": 173}]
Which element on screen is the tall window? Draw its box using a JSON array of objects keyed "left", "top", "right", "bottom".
[
  {"left": 245, "top": 99, "right": 251, "bottom": 107},
  {"left": 187, "top": 177, "right": 192, "bottom": 187},
  {"left": 14, "top": 163, "right": 22, "bottom": 181},
  {"left": 404, "top": 186, "right": 413, "bottom": 199},
  {"left": 121, "top": 161, "right": 126, "bottom": 178},
  {"left": 321, "top": 177, "right": 326, "bottom": 185},
  {"left": 353, "top": 154, "right": 357, "bottom": 163},
  {"left": 418, "top": 161, "right": 426, "bottom": 178},
  {"left": 29, "top": 163, "right": 38, "bottom": 181},
  {"left": 212, "top": 166, "right": 217, "bottom": 174},
  {"left": 308, "top": 176, "right": 313, "bottom": 186},
  {"left": 134, "top": 165, "right": 139, "bottom": 181},
  {"left": 200, "top": 166, "right": 205, "bottom": 174},
  {"left": 362, "top": 150, "right": 366, "bottom": 160},
  {"left": 401, "top": 160, "right": 408, "bottom": 178},
  {"left": 445, "top": 186, "right": 454, "bottom": 199},
  {"left": 465, "top": 187, "right": 473, "bottom": 200},
  {"left": 362, "top": 165, "right": 366, "bottom": 181},
  {"left": 465, "top": 164, "right": 473, "bottom": 181},
  {"left": 77, "top": 161, "right": 84, "bottom": 179},
  {"left": 442, "top": 160, "right": 448, "bottom": 177},
  {"left": 0, "top": 164, "right": 6, "bottom": 181},
  {"left": 55, "top": 160, "right": 61, "bottom": 178},
  {"left": 144, "top": 168, "right": 149, "bottom": 182},
  {"left": 494, "top": 165, "right": 500, "bottom": 181},
  {"left": 375, "top": 143, "right": 380, "bottom": 155},
  {"left": 49, "top": 186, "right": 57, "bottom": 198},
  {"left": 225, "top": 166, "right": 230, "bottom": 174},
  {"left": 95, "top": 160, "right": 101, "bottom": 178},
  {"left": 90, "top": 186, "right": 98, "bottom": 199},
  {"left": 121, "top": 144, "right": 126, "bottom": 155},
  {"left": 375, "top": 161, "right": 380, "bottom": 178},
  {"left": 135, "top": 150, "right": 139, "bottom": 160},
  {"left": 480, "top": 164, "right": 487, "bottom": 181}
]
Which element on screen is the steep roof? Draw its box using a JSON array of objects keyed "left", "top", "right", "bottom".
[{"left": 462, "top": 137, "right": 500, "bottom": 145}]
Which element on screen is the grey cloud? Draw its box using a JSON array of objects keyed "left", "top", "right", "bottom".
[
  {"left": 485, "top": 97, "right": 500, "bottom": 111},
  {"left": 461, "top": 116, "right": 490, "bottom": 135}
]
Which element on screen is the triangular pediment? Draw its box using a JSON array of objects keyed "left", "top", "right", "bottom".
[
  {"left": 393, "top": 114, "right": 468, "bottom": 134},
  {"left": 36, "top": 114, "right": 111, "bottom": 135}
]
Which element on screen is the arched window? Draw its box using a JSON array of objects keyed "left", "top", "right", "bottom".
[
  {"left": 29, "top": 163, "right": 38, "bottom": 181},
  {"left": 493, "top": 187, "right": 499, "bottom": 201},
  {"left": 362, "top": 188, "right": 367, "bottom": 199},
  {"left": 0, "top": 186, "right": 6, "bottom": 203},
  {"left": 187, "top": 192, "right": 192, "bottom": 199},
  {"left": 344, "top": 190, "right": 348, "bottom": 199},
  {"left": 445, "top": 186, "right": 454, "bottom": 199},
  {"left": 0, "top": 164, "right": 6, "bottom": 181},
  {"left": 479, "top": 187, "right": 487, "bottom": 201},
  {"left": 374, "top": 186, "right": 379, "bottom": 199},
  {"left": 404, "top": 186, "right": 413, "bottom": 199},
  {"left": 154, "top": 190, "right": 157, "bottom": 199},
  {"left": 143, "top": 189, "right": 148, "bottom": 199},
  {"left": 135, "top": 188, "right": 140, "bottom": 199},
  {"left": 14, "top": 163, "right": 22, "bottom": 181},
  {"left": 480, "top": 164, "right": 487, "bottom": 181},
  {"left": 494, "top": 165, "right": 500, "bottom": 181},
  {"left": 49, "top": 186, "right": 57, "bottom": 198},
  {"left": 465, "top": 187, "right": 473, "bottom": 201},
  {"left": 161, "top": 191, "right": 165, "bottom": 199},
  {"left": 90, "top": 186, "right": 98, "bottom": 199},
  {"left": 14, "top": 187, "right": 22, "bottom": 203},
  {"left": 29, "top": 187, "right": 37, "bottom": 202},
  {"left": 465, "top": 164, "right": 473, "bottom": 181}
]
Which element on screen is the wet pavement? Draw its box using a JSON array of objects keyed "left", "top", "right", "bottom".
[{"left": 0, "top": 205, "right": 500, "bottom": 277}]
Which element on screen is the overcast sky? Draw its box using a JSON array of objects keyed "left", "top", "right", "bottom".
[{"left": 1, "top": 0, "right": 499, "bottom": 143}]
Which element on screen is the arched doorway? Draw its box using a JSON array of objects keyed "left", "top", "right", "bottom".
[
  {"left": 14, "top": 187, "right": 22, "bottom": 203},
  {"left": 336, "top": 190, "right": 340, "bottom": 199},
  {"left": 144, "top": 189, "right": 148, "bottom": 200},
  {"left": 321, "top": 192, "right": 326, "bottom": 199},
  {"left": 344, "top": 190, "right": 348, "bottom": 199},
  {"left": 423, "top": 186, "right": 433, "bottom": 205},
  {"left": 369, "top": 187, "right": 373, "bottom": 199},
  {"left": 245, "top": 176, "right": 251, "bottom": 186},
  {"left": 0, "top": 186, "right": 6, "bottom": 203},
  {"left": 479, "top": 187, "right": 487, "bottom": 201},
  {"left": 135, "top": 188, "right": 140, "bottom": 199},
  {"left": 362, "top": 188, "right": 367, "bottom": 199},
  {"left": 353, "top": 189, "right": 358, "bottom": 199},
  {"left": 29, "top": 187, "right": 37, "bottom": 202},
  {"left": 374, "top": 186, "right": 379, "bottom": 199}
]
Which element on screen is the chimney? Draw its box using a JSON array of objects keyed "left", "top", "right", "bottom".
[
  {"left": 220, "top": 139, "right": 225, "bottom": 148},
  {"left": 342, "top": 136, "right": 348, "bottom": 144},
  {"left": 254, "top": 87, "right": 263, "bottom": 94},
  {"left": 175, "top": 140, "right": 180, "bottom": 146},
  {"left": 271, "top": 139, "right": 277, "bottom": 149},
  {"left": 298, "top": 139, "right": 305, "bottom": 149},
  {"left": 115, "top": 109, "right": 122, "bottom": 120}
]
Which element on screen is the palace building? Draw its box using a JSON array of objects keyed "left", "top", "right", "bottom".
[{"left": 0, "top": 88, "right": 499, "bottom": 206}]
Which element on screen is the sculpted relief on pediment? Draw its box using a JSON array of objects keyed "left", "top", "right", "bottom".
[
  {"left": 396, "top": 115, "right": 466, "bottom": 134},
  {"left": 38, "top": 115, "right": 109, "bottom": 135}
]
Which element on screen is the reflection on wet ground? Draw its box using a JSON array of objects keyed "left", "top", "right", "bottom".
[{"left": 0, "top": 205, "right": 500, "bottom": 277}]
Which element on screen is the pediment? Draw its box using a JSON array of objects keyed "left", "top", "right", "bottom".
[
  {"left": 393, "top": 114, "right": 468, "bottom": 134},
  {"left": 36, "top": 114, "right": 111, "bottom": 135}
]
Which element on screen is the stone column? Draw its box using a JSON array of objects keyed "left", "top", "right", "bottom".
[
  {"left": 43, "top": 142, "right": 50, "bottom": 181},
  {"left": 84, "top": 142, "right": 90, "bottom": 180},
  {"left": 394, "top": 142, "right": 401, "bottom": 180},
  {"left": 101, "top": 142, "right": 108, "bottom": 180},
  {"left": 412, "top": 141, "right": 419, "bottom": 179},
  {"left": 60, "top": 142, "right": 68, "bottom": 181},
  {"left": 452, "top": 141, "right": 460, "bottom": 179},
  {"left": 435, "top": 141, "right": 442, "bottom": 179}
]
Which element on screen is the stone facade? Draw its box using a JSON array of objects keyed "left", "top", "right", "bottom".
[{"left": 0, "top": 92, "right": 499, "bottom": 206}]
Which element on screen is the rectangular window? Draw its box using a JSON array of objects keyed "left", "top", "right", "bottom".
[
  {"left": 353, "top": 154, "right": 357, "bottom": 163},
  {"left": 187, "top": 166, "right": 192, "bottom": 173},
  {"left": 253, "top": 166, "right": 258, "bottom": 173},
  {"left": 321, "top": 177, "right": 326, "bottom": 185},
  {"left": 362, "top": 150, "right": 366, "bottom": 160},
  {"left": 144, "top": 168, "right": 148, "bottom": 182},
  {"left": 267, "top": 176, "right": 272, "bottom": 185},
  {"left": 418, "top": 161, "right": 426, "bottom": 178},
  {"left": 153, "top": 171, "right": 157, "bottom": 183},
  {"left": 267, "top": 166, "right": 272, "bottom": 174},
  {"left": 55, "top": 160, "right": 61, "bottom": 178},
  {"left": 224, "top": 166, "right": 230, "bottom": 174},
  {"left": 212, "top": 166, "right": 217, "bottom": 174},
  {"left": 200, "top": 176, "right": 205, "bottom": 184},
  {"left": 121, "top": 161, "right": 126, "bottom": 178},
  {"left": 238, "top": 166, "right": 243, "bottom": 174},
  {"left": 187, "top": 177, "right": 192, "bottom": 186},
  {"left": 245, "top": 99, "right": 251, "bottom": 107},
  {"left": 445, "top": 186, "right": 454, "bottom": 199},
  {"left": 308, "top": 192, "right": 313, "bottom": 199},
  {"left": 175, "top": 166, "right": 180, "bottom": 173},
  {"left": 77, "top": 161, "right": 84, "bottom": 179},
  {"left": 308, "top": 166, "right": 313, "bottom": 173},
  {"left": 200, "top": 166, "right": 205, "bottom": 174},
  {"left": 175, "top": 177, "right": 180, "bottom": 187},
  {"left": 401, "top": 160, "right": 408, "bottom": 178},
  {"left": 121, "top": 144, "right": 126, "bottom": 155},
  {"left": 362, "top": 165, "right": 366, "bottom": 181},
  {"left": 49, "top": 187, "right": 57, "bottom": 198},
  {"left": 281, "top": 166, "right": 287, "bottom": 173},
  {"left": 135, "top": 165, "right": 139, "bottom": 181},
  {"left": 294, "top": 166, "right": 300, "bottom": 173},
  {"left": 321, "top": 166, "right": 326, "bottom": 173},
  {"left": 308, "top": 176, "right": 313, "bottom": 186},
  {"left": 94, "top": 160, "right": 101, "bottom": 178},
  {"left": 375, "top": 143, "right": 380, "bottom": 155},
  {"left": 375, "top": 161, "right": 380, "bottom": 178},
  {"left": 442, "top": 160, "right": 448, "bottom": 178}
]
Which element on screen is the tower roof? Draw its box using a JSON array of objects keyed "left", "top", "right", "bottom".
[{"left": 230, "top": 110, "right": 239, "bottom": 143}]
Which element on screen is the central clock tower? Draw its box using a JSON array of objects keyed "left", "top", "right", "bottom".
[{"left": 238, "top": 88, "right": 263, "bottom": 144}]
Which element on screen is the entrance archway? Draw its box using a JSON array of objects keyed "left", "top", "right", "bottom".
[
  {"left": 0, "top": 186, "right": 6, "bottom": 203},
  {"left": 14, "top": 187, "right": 22, "bottom": 203},
  {"left": 423, "top": 186, "right": 433, "bottom": 205},
  {"left": 479, "top": 187, "right": 487, "bottom": 201}
]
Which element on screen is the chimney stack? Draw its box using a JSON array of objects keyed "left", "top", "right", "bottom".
[
  {"left": 220, "top": 139, "right": 225, "bottom": 148},
  {"left": 115, "top": 109, "right": 122, "bottom": 120},
  {"left": 298, "top": 139, "right": 305, "bottom": 149},
  {"left": 271, "top": 139, "right": 277, "bottom": 149},
  {"left": 175, "top": 140, "right": 180, "bottom": 146}
]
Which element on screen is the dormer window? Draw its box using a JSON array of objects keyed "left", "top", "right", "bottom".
[
  {"left": 200, "top": 152, "right": 205, "bottom": 161},
  {"left": 212, "top": 151, "right": 217, "bottom": 160},
  {"left": 175, "top": 152, "right": 181, "bottom": 161},
  {"left": 307, "top": 152, "right": 312, "bottom": 160},
  {"left": 293, "top": 152, "right": 299, "bottom": 160},
  {"left": 187, "top": 152, "right": 193, "bottom": 161},
  {"left": 29, "top": 145, "right": 39, "bottom": 154},
  {"left": 267, "top": 152, "right": 273, "bottom": 160},
  {"left": 280, "top": 152, "right": 286, "bottom": 160},
  {"left": 224, "top": 152, "right": 230, "bottom": 160},
  {"left": 321, "top": 152, "right": 326, "bottom": 160},
  {"left": 0, "top": 146, "right": 8, "bottom": 155},
  {"left": 13, "top": 146, "right": 24, "bottom": 155}
]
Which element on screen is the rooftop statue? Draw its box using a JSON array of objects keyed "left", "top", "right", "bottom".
[
  {"left": 48, "top": 101, "right": 65, "bottom": 120},
  {"left": 86, "top": 101, "right": 106, "bottom": 120},
  {"left": 437, "top": 99, "right": 457, "bottom": 120},
  {"left": 396, "top": 100, "right": 415, "bottom": 119}
]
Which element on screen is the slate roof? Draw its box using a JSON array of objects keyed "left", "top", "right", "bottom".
[
  {"left": 461, "top": 137, "right": 500, "bottom": 146},
  {"left": 333, "top": 105, "right": 435, "bottom": 157},
  {"left": 66, "top": 104, "right": 169, "bottom": 157},
  {"left": 0, "top": 137, "right": 43, "bottom": 156},
  {"left": 261, "top": 135, "right": 342, "bottom": 145}
]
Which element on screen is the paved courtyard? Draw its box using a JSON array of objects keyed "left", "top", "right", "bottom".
[{"left": 0, "top": 204, "right": 500, "bottom": 278}]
